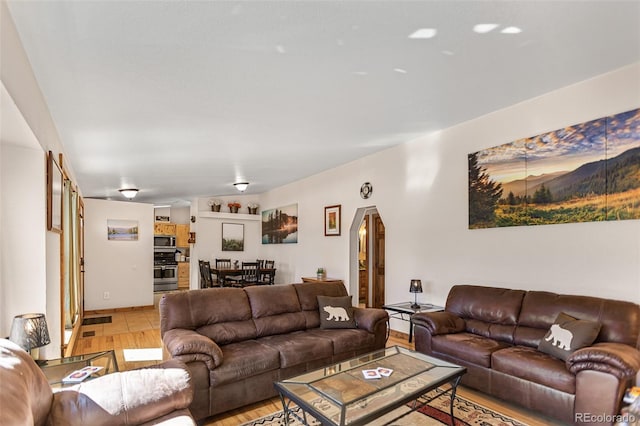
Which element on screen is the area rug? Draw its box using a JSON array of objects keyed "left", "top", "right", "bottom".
[{"left": 240, "top": 389, "right": 527, "bottom": 426}]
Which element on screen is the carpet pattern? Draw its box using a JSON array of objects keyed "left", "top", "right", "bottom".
[{"left": 241, "top": 389, "right": 527, "bottom": 426}]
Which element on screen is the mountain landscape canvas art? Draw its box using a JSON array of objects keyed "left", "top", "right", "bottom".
[{"left": 469, "top": 108, "right": 640, "bottom": 228}]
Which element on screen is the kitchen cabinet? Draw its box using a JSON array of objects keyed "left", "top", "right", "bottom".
[
  {"left": 176, "top": 224, "right": 190, "bottom": 247},
  {"left": 154, "top": 222, "right": 176, "bottom": 236},
  {"left": 178, "top": 262, "right": 190, "bottom": 290}
]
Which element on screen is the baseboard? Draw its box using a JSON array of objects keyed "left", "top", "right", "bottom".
[{"left": 84, "top": 305, "right": 154, "bottom": 316}]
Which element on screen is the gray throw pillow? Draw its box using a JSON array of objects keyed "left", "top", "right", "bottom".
[
  {"left": 538, "top": 312, "right": 601, "bottom": 361},
  {"left": 317, "top": 295, "right": 357, "bottom": 329}
]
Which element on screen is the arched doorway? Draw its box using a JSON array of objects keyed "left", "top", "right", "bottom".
[{"left": 349, "top": 207, "right": 385, "bottom": 308}]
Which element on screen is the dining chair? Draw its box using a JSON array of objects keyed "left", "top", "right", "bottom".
[
  {"left": 200, "top": 261, "right": 213, "bottom": 288},
  {"left": 240, "top": 261, "right": 259, "bottom": 287},
  {"left": 216, "top": 258, "right": 240, "bottom": 287},
  {"left": 258, "top": 260, "right": 275, "bottom": 285}
]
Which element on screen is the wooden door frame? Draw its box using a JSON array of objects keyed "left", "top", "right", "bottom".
[{"left": 349, "top": 207, "right": 385, "bottom": 307}]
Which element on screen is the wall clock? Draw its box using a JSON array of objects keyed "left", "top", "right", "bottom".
[{"left": 360, "top": 182, "right": 373, "bottom": 199}]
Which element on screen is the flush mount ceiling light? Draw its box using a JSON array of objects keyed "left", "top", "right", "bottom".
[
  {"left": 408, "top": 28, "right": 437, "bottom": 39},
  {"left": 118, "top": 188, "right": 139, "bottom": 199},
  {"left": 234, "top": 182, "right": 249, "bottom": 192}
]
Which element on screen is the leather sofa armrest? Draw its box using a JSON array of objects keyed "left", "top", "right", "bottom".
[
  {"left": 163, "top": 328, "right": 224, "bottom": 370},
  {"left": 353, "top": 308, "right": 389, "bottom": 333},
  {"left": 412, "top": 311, "right": 465, "bottom": 335},
  {"left": 48, "top": 361, "right": 194, "bottom": 426},
  {"left": 567, "top": 342, "right": 640, "bottom": 380}
]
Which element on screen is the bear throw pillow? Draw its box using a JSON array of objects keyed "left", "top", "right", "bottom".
[
  {"left": 317, "top": 295, "right": 357, "bottom": 329},
  {"left": 537, "top": 312, "right": 601, "bottom": 361}
]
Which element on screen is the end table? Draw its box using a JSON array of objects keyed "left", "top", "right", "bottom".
[
  {"left": 39, "top": 350, "right": 118, "bottom": 389},
  {"left": 382, "top": 302, "right": 444, "bottom": 343}
]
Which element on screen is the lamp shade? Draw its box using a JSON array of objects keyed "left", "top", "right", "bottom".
[
  {"left": 409, "top": 279, "right": 423, "bottom": 293},
  {"left": 9, "top": 313, "right": 51, "bottom": 351}
]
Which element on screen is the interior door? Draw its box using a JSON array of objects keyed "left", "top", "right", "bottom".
[
  {"left": 358, "top": 216, "right": 369, "bottom": 306},
  {"left": 372, "top": 213, "right": 385, "bottom": 308}
]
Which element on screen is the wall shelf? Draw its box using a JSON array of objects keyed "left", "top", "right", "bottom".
[{"left": 198, "top": 211, "right": 261, "bottom": 221}]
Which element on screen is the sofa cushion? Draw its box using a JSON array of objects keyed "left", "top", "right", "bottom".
[
  {"left": 492, "top": 345, "right": 576, "bottom": 394},
  {"left": 537, "top": 312, "right": 601, "bottom": 361},
  {"left": 317, "top": 295, "right": 357, "bottom": 329},
  {"left": 210, "top": 341, "right": 280, "bottom": 387},
  {"left": 257, "top": 331, "right": 334, "bottom": 368},
  {"left": 245, "top": 285, "right": 306, "bottom": 337},
  {"left": 294, "top": 282, "right": 348, "bottom": 329},
  {"left": 446, "top": 285, "right": 525, "bottom": 344},
  {"left": 516, "top": 291, "right": 639, "bottom": 347},
  {"left": 306, "top": 328, "right": 376, "bottom": 354},
  {"left": 431, "top": 332, "right": 511, "bottom": 367}
]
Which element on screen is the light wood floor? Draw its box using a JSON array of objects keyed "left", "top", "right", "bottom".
[{"left": 74, "top": 296, "right": 564, "bottom": 426}]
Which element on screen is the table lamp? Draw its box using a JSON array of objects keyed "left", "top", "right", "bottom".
[
  {"left": 410, "top": 279, "right": 423, "bottom": 309},
  {"left": 9, "top": 313, "right": 50, "bottom": 365}
]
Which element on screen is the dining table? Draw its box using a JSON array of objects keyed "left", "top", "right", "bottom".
[{"left": 211, "top": 267, "right": 276, "bottom": 286}]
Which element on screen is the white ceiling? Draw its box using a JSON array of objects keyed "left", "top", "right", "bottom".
[{"left": 6, "top": 1, "right": 640, "bottom": 205}]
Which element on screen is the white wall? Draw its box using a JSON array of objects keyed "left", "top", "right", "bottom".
[
  {"left": 258, "top": 63, "right": 640, "bottom": 334},
  {"left": 191, "top": 196, "right": 262, "bottom": 276},
  {"left": 1, "top": 2, "right": 77, "bottom": 357},
  {"left": 84, "top": 199, "right": 154, "bottom": 310}
]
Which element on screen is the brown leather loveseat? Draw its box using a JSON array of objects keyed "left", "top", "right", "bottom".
[
  {"left": 413, "top": 285, "right": 640, "bottom": 425},
  {"left": 159, "top": 282, "right": 389, "bottom": 420},
  {"left": 0, "top": 338, "right": 195, "bottom": 425}
]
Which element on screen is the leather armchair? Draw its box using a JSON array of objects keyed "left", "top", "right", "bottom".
[{"left": 0, "top": 339, "right": 195, "bottom": 426}]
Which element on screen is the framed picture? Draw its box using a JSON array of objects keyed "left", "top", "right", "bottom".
[
  {"left": 262, "top": 204, "right": 298, "bottom": 244},
  {"left": 107, "top": 219, "right": 139, "bottom": 241},
  {"left": 47, "top": 151, "right": 63, "bottom": 233},
  {"left": 222, "top": 223, "right": 244, "bottom": 251},
  {"left": 324, "top": 204, "right": 341, "bottom": 236}
]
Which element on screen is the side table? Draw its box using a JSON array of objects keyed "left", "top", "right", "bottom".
[
  {"left": 39, "top": 350, "right": 119, "bottom": 389},
  {"left": 382, "top": 302, "right": 444, "bottom": 343}
]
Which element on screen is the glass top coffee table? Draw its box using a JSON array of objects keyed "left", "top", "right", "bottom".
[
  {"left": 274, "top": 346, "right": 466, "bottom": 426},
  {"left": 40, "top": 350, "right": 118, "bottom": 389}
]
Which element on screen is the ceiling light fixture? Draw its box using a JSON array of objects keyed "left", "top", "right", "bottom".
[
  {"left": 393, "top": 68, "right": 407, "bottom": 74},
  {"left": 234, "top": 182, "right": 249, "bottom": 192},
  {"left": 118, "top": 188, "right": 139, "bottom": 199},
  {"left": 409, "top": 28, "right": 437, "bottom": 39},
  {"left": 473, "top": 23, "right": 499, "bottom": 34},
  {"left": 501, "top": 26, "right": 522, "bottom": 34}
]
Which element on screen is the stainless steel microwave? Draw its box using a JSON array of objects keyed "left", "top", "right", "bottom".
[{"left": 154, "top": 235, "right": 176, "bottom": 248}]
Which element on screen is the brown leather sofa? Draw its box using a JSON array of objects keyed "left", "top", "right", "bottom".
[
  {"left": 0, "top": 338, "right": 195, "bottom": 425},
  {"left": 413, "top": 285, "right": 640, "bottom": 425},
  {"left": 159, "top": 282, "right": 389, "bottom": 420}
]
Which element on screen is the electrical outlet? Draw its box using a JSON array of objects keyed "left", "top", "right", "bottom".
[{"left": 103, "top": 291, "right": 110, "bottom": 300}]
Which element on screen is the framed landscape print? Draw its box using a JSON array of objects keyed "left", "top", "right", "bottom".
[
  {"left": 107, "top": 219, "right": 139, "bottom": 241},
  {"left": 324, "top": 205, "right": 341, "bottom": 236},
  {"left": 262, "top": 204, "right": 298, "bottom": 244},
  {"left": 468, "top": 107, "right": 640, "bottom": 228},
  {"left": 222, "top": 223, "right": 244, "bottom": 251}
]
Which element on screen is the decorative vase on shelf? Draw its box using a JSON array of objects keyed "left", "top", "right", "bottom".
[
  {"left": 230, "top": 206, "right": 238, "bottom": 213},
  {"left": 211, "top": 205, "right": 221, "bottom": 212},
  {"left": 248, "top": 207, "right": 258, "bottom": 215}
]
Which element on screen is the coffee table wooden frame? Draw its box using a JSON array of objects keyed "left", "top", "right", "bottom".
[{"left": 274, "top": 346, "right": 466, "bottom": 426}]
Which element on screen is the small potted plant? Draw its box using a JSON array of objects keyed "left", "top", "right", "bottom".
[
  {"left": 247, "top": 202, "right": 259, "bottom": 215},
  {"left": 316, "top": 267, "right": 326, "bottom": 281},
  {"left": 228, "top": 201, "right": 241, "bottom": 213},
  {"left": 208, "top": 199, "right": 222, "bottom": 212}
]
